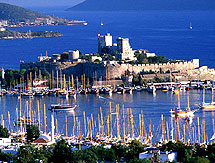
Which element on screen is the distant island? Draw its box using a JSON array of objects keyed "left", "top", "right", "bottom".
[
  {"left": 67, "top": 0, "right": 215, "bottom": 11},
  {"left": 0, "top": 29, "right": 63, "bottom": 39},
  {"left": 0, "top": 3, "right": 86, "bottom": 27}
]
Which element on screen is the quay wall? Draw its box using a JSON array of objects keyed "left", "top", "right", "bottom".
[{"left": 20, "top": 59, "right": 200, "bottom": 79}]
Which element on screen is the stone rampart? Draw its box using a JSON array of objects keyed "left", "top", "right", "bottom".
[{"left": 20, "top": 59, "right": 200, "bottom": 79}]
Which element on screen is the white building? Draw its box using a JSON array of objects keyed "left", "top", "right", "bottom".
[
  {"left": 69, "top": 50, "right": 80, "bottom": 61},
  {"left": 92, "top": 56, "right": 102, "bottom": 62},
  {"left": 139, "top": 151, "right": 177, "bottom": 162},
  {"left": 38, "top": 56, "right": 51, "bottom": 62},
  {"left": 116, "top": 37, "right": 135, "bottom": 61},
  {"left": 146, "top": 53, "right": 156, "bottom": 58}
]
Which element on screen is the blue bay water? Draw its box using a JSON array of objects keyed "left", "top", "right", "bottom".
[{"left": 0, "top": 10, "right": 215, "bottom": 69}]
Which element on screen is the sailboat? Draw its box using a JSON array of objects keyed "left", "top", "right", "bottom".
[
  {"left": 189, "top": 22, "right": 193, "bottom": 30},
  {"left": 170, "top": 92, "right": 196, "bottom": 118},
  {"left": 199, "top": 87, "right": 215, "bottom": 110},
  {"left": 101, "top": 22, "right": 104, "bottom": 26}
]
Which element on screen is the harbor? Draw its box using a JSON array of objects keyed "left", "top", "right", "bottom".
[{"left": 1, "top": 86, "right": 215, "bottom": 145}]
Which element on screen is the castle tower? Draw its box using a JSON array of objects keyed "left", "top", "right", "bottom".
[
  {"left": 98, "top": 33, "right": 112, "bottom": 54},
  {"left": 116, "top": 37, "right": 135, "bottom": 61}
]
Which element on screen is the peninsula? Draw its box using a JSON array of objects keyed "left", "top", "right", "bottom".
[{"left": 0, "top": 29, "right": 63, "bottom": 39}]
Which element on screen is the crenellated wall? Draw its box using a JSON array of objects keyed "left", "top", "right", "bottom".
[{"left": 20, "top": 59, "right": 200, "bottom": 79}]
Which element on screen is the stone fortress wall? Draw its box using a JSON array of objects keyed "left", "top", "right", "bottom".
[{"left": 21, "top": 59, "right": 200, "bottom": 79}]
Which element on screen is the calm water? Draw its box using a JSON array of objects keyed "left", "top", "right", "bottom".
[
  {"left": 0, "top": 10, "right": 215, "bottom": 69},
  {"left": 0, "top": 90, "right": 214, "bottom": 143}
]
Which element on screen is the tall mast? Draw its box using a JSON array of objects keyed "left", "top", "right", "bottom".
[
  {"left": 37, "top": 100, "right": 40, "bottom": 131},
  {"left": 213, "top": 111, "right": 215, "bottom": 143},
  {"left": 19, "top": 94, "right": 22, "bottom": 133},
  {"left": 98, "top": 114, "right": 101, "bottom": 140},
  {"left": 60, "top": 70, "right": 62, "bottom": 90},
  {"left": 76, "top": 76, "right": 79, "bottom": 91},
  {"left": 174, "top": 116, "right": 178, "bottom": 142},
  {"left": 1, "top": 114, "right": 3, "bottom": 128},
  {"left": 177, "top": 118, "right": 180, "bottom": 141},
  {"left": 73, "top": 112, "right": 76, "bottom": 136},
  {"left": 51, "top": 110, "right": 55, "bottom": 142},
  {"left": 212, "top": 88, "right": 214, "bottom": 103},
  {"left": 195, "top": 126, "right": 197, "bottom": 144},
  {"left": 123, "top": 105, "right": 126, "bottom": 141},
  {"left": 44, "top": 104, "right": 47, "bottom": 134},
  {"left": 107, "top": 116, "right": 110, "bottom": 138},
  {"left": 149, "top": 120, "right": 152, "bottom": 145},
  {"left": 56, "top": 70, "right": 59, "bottom": 89},
  {"left": 203, "top": 119, "right": 205, "bottom": 143},
  {"left": 87, "top": 77, "right": 90, "bottom": 89},
  {"left": 68, "top": 76, "right": 71, "bottom": 89},
  {"left": 83, "top": 112, "right": 86, "bottom": 136},
  {"left": 52, "top": 70, "right": 54, "bottom": 89},
  {"left": 192, "top": 127, "right": 195, "bottom": 144},
  {"left": 183, "top": 124, "right": 186, "bottom": 144},
  {"left": 130, "top": 109, "right": 134, "bottom": 138},
  {"left": 71, "top": 75, "right": 74, "bottom": 88},
  {"left": 64, "top": 74, "right": 66, "bottom": 90},
  {"left": 83, "top": 74, "right": 86, "bottom": 91},
  {"left": 197, "top": 117, "right": 200, "bottom": 144},
  {"left": 203, "top": 86, "right": 205, "bottom": 105},
  {"left": 100, "top": 107, "right": 104, "bottom": 136},
  {"left": 127, "top": 108, "right": 130, "bottom": 136},
  {"left": 166, "top": 121, "right": 169, "bottom": 142},
  {"left": 91, "top": 114, "right": 94, "bottom": 137},
  {"left": 8, "top": 111, "right": 10, "bottom": 131},
  {"left": 94, "top": 120, "right": 97, "bottom": 136},
  {"left": 186, "top": 118, "right": 189, "bottom": 144},
  {"left": 66, "top": 115, "right": 68, "bottom": 137},
  {"left": 109, "top": 102, "right": 112, "bottom": 138},
  {"left": 142, "top": 114, "right": 146, "bottom": 137},
  {"left": 139, "top": 114, "right": 142, "bottom": 138},
  {"left": 117, "top": 106, "right": 120, "bottom": 139},
  {"left": 56, "top": 118, "right": 58, "bottom": 135}
]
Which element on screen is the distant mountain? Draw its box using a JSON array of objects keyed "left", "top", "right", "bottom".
[
  {"left": 67, "top": 0, "right": 215, "bottom": 11},
  {"left": 0, "top": 3, "right": 67, "bottom": 24}
]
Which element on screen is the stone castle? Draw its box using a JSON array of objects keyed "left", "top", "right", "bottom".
[{"left": 20, "top": 33, "right": 215, "bottom": 81}]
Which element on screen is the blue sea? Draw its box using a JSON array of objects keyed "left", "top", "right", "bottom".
[{"left": 0, "top": 9, "right": 215, "bottom": 69}]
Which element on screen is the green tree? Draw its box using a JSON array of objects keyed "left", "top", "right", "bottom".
[
  {"left": 26, "top": 125, "right": 40, "bottom": 142},
  {"left": 111, "top": 144, "right": 127, "bottom": 161},
  {"left": 161, "top": 141, "right": 193, "bottom": 162},
  {"left": 50, "top": 139, "right": 73, "bottom": 163},
  {"left": 0, "top": 152, "right": 14, "bottom": 162},
  {"left": 207, "top": 144, "right": 215, "bottom": 162},
  {"left": 0, "top": 125, "right": 9, "bottom": 138},
  {"left": 188, "top": 156, "right": 209, "bottom": 163},
  {"left": 82, "top": 149, "right": 98, "bottom": 163},
  {"left": 14, "top": 145, "right": 34, "bottom": 163},
  {"left": 125, "top": 140, "right": 145, "bottom": 160},
  {"left": 73, "top": 150, "right": 84, "bottom": 163}
]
